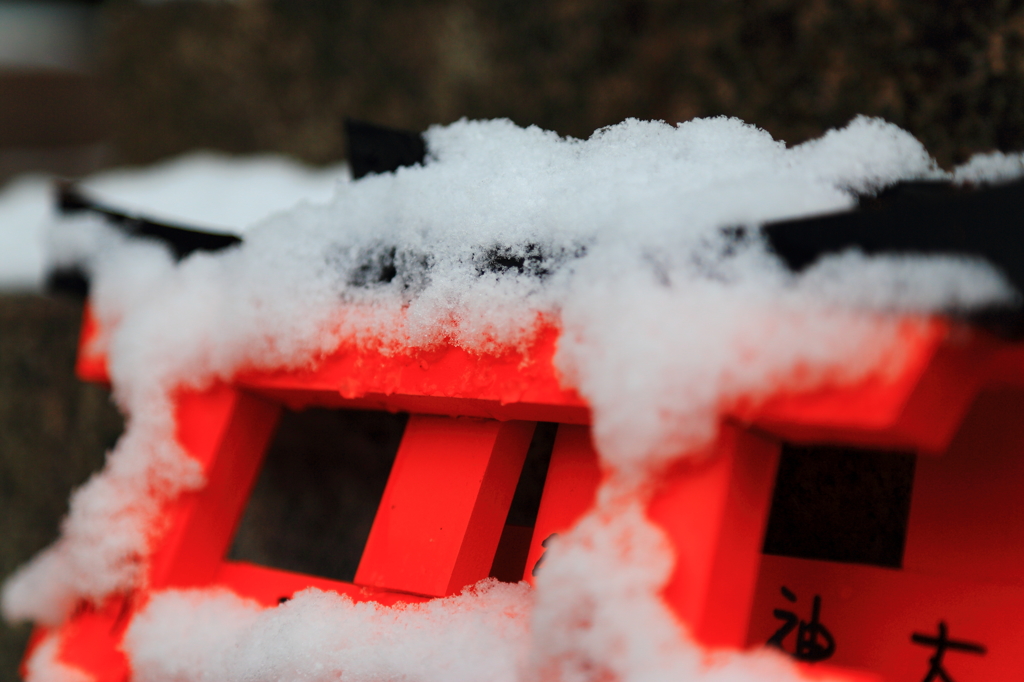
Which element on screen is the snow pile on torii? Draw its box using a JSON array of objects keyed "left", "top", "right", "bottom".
[
  {"left": 4, "top": 116, "right": 1019, "bottom": 682},
  {"left": 0, "top": 153, "right": 347, "bottom": 291}
]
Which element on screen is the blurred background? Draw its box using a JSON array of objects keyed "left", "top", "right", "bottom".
[
  {"left": 4, "top": 0, "right": 1024, "bottom": 678},
  {"left": 8, "top": 0, "right": 1024, "bottom": 180}
]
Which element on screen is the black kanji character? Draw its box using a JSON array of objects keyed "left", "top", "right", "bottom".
[
  {"left": 911, "top": 621, "right": 986, "bottom": 682},
  {"left": 767, "top": 586, "right": 835, "bottom": 663}
]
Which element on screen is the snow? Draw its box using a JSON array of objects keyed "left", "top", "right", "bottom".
[
  {"left": 0, "top": 152, "right": 348, "bottom": 290},
  {"left": 0, "top": 176, "right": 51, "bottom": 290},
  {"left": 76, "top": 153, "right": 348, "bottom": 235},
  {"left": 126, "top": 581, "right": 532, "bottom": 682},
  {"left": 953, "top": 150, "right": 1024, "bottom": 185},
  {"left": 3, "top": 116, "right": 1020, "bottom": 682}
]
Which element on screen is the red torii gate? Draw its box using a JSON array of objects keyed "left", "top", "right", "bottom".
[{"left": 28, "top": 306, "right": 1024, "bottom": 682}]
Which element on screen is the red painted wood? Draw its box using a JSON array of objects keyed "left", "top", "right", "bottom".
[
  {"left": 749, "top": 555, "right": 1022, "bottom": 681},
  {"left": 525, "top": 425, "right": 603, "bottom": 584},
  {"left": 650, "top": 424, "right": 781, "bottom": 648},
  {"left": 736, "top": 320, "right": 968, "bottom": 453},
  {"left": 355, "top": 416, "right": 535, "bottom": 597},
  {"left": 215, "top": 561, "right": 430, "bottom": 608},
  {"left": 56, "top": 597, "right": 133, "bottom": 682},
  {"left": 74, "top": 303, "right": 109, "bottom": 384},
  {"left": 240, "top": 386, "right": 590, "bottom": 424},
  {"left": 903, "top": 387, "right": 1024, "bottom": 586},
  {"left": 76, "top": 316, "right": 588, "bottom": 417},
  {"left": 236, "top": 323, "right": 587, "bottom": 414},
  {"left": 793, "top": 663, "right": 883, "bottom": 682},
  {"left": 80, "top": 311, "right": 1024, "bottom": 462},
  {"left": 66, "top": 307, "right": 1024, "bottom": 682},
  {"left": 148, "top": 386, "right": 280, "bottom": 589}
]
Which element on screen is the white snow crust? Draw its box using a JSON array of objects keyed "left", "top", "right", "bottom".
[
  {"left": 0, "top": 152, "right": 347, "bottom": 290},
  {"left": 76, "top": 152, "right": 347, "bottom": 235},
  {"left": 3, "top": 116, "right": 1020, "bottom": 682},
  {"left": 0, "top": 176, "right": 52, "bottom": 290},
  {"left": 126, "top": 581, "right": 532, "bottom": 682},
  {"left": 953, "top": 150, "right": 1024, "bottom": 185}
]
